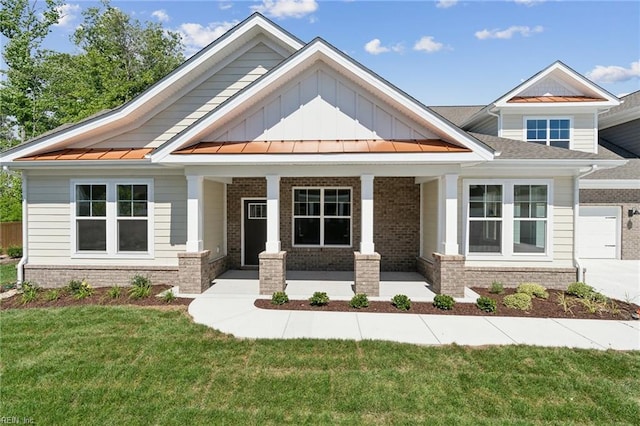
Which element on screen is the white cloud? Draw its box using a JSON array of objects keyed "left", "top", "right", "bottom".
[
  {"left": 513, "top": 0, "right": 545, "bottom": 6},
  {"left": 176, "top": 21, "right": 239, "bottom": 55},
  {"left": 251, "top": 0, "right": 318, "bottom": 19},
  {"left": 364, "top": 39, "right": 403, "bottom": 55},
  {"left": 586, "top": 61, "right": 640, "bottom": 84},
  {"left": 54, "top": 3, "right": 81, "bottom": 28},
  {"left": 219, "top": 2, "right": 233, "bottom": 10},
  {"left": 151, "top": 9, "right": 170, "bottom": 23},
  {"left": 475, "top": 25, "right": 544, "bottom": 40},
  {"left": 413, "top": 36, "right": 444, "bottom": 53},
  {"left": 436, "top": 0, "right": 458, "bottom": 8}
]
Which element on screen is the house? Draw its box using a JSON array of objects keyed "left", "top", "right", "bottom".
[{"left": 0, "top": 14, "right": 631, "bottom": 297}]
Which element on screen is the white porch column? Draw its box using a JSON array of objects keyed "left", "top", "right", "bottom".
[
  {"left": 265, "top": 174, "right": 281, "bottom": 253},
  {"left": 440, "top": 173, "right": 459, "bottom": 255},
  {"left": 186, "top": 175, "right": 204, "bottom": 252},
  {"left": 360, "top": 174, "right": 375, "bottom": 254}
]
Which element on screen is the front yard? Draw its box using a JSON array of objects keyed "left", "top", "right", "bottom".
[{"left": 1, "top": 306, "right": 639, "bottom": 424}]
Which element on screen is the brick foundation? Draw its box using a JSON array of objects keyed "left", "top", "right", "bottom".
[
  {"left": 432, "top": 253, "right": 465, "bottom": 297},
  {"left": 178, "top": 251, "right": 212, "bottom": 294},
  {"left": 416, "top": 256, "right": 434, "bottom": 284},
  {"left": 465, "top": 266, "right": 577, "bottom": 290},
  {"left": 259, "top": 251, "right": 287, "bottom": 295},
  {"left": 23, "top": 264, "right": 178, "bottom": 288},
  {"left": 354, "top": 251, "right": 380, "bottom": 296}
]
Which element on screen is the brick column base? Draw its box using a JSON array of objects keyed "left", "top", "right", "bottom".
[
  {"left": 259, "top": 251, "right": 287, "bottom": 295},
  {"left": 178, "top": 251, "right": 211, "bottom": 294},
  {"left": 354, "top": 251, "right": 381, "bottom": 296},
  {"left": 433, "top": 253, "right": 465, "bottom": 297}
]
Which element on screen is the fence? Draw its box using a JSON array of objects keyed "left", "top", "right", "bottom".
[{"left": 0, "top": 222, "right": 22, "bottom": 249}]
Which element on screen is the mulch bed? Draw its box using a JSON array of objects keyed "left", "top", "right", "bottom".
[
  {"left": 255, "top": 287, "right": 640, "bottom": 320},
  {"left": 0, "top": 285, "right": 191, "bottom": 310}
]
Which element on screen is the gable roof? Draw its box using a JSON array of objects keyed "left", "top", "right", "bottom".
[
  {"left": 0, "top": 13, "right": 303, "bottom": 163},
  {"left": 152, "top": 37, "right": 495, "bottom": 162},
  {"left": 599, "top": 90, "right": 640, "bottom": 129}
]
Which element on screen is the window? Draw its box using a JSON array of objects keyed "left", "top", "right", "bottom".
[
  {"left": 526, "top": 118, "right": 571, "bottom": 148},
  {"left": 465, "top": 180, "right": 552, "bottom": 259},
  {"left": 293, "top": 188, "right": 351, "bottom": 246},
  {"left": 72, "top": 180, "right": 153, "bottom": 257},
  {"left": 248, "top": 202, "right": 267, "bottom": 219}
]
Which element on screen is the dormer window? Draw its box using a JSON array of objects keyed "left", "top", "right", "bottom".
[{"left": 525, "top": 118, "right": 571, "bottom": 149}]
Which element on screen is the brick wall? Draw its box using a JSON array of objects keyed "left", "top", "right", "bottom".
[
  {"left": 24, "top": 264, "right": 178, "bottom": 288},
  {"left": 464, "top": 266, "right": 577, "bottom": 290},
  {"left": 580, "top": 189, "right": 640, "bottom": 260},
  {"left": 227, "top": 178, "right": 266, "bottom": 269}
]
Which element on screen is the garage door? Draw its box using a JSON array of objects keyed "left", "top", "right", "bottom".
[{"left": 578, "top": 206, "right": 620, "bottom": 259}]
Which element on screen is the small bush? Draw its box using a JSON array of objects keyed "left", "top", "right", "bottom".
[
  {"left": 271, "top": 291, "right": 289, "bottom": 305},
  {"left": 129, "top": 275, "right": 152, "bottom": 299},
  {"left": 517, "top": 283, "right": 549, "bottom": 299},
  {"left": 349, "top": 293, "right": 369, "bottom": 309},
  {"left": 107, "top": 286, "right": 122, "bottom": 299},
  {"left": 162, "top": 290, "right": 176, "bottom": 303},
  {"left": 44, "top": 289, "right": 61, "bottom": 302},
  {"left": 433, "top": 294, "right": 455, "bottom": 310},
  {"left": 309, "top": 292, "right": 329, "bottom": 306},
  {"left": 20, "top": 281, "right": 39, "bottom": 304},
  {"left": 489, "top": 281, "right": 504, "bottom": 294},
  {"left": 391, "top": 294, "right": 411, "bottom": 311},
  {"left": 67, "top": 279, "right": 83, "bottom": 294},
  {"left": 67, "top": 279, "right": 93, "bottom": 299},
  {"left": 476, "top": 296, "right": 497, "bottom": 313},
  {"left": 566, "top": 282, "right": 594, "bottom": 299},
  {"left": 556, "top": 292, "right": 576, "bottom": 314},
  {"left": 503, "top": 293, "right": 532, "bottom": 311},
  {"left": 6, "top": 246, "right": 22, "bottom": 258}
]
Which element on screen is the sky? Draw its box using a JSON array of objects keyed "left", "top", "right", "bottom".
[{"left": 10, "top": 0, "right": 640, "bottom": 105}]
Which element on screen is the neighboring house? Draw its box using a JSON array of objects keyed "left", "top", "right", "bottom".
[{"left": 0, "top": 14, "right": 630, "bottom": 296}]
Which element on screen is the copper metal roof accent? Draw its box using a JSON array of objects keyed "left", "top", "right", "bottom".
[
  {"left": 507, "top": 96, "right": 606, "bottom": 103},
  {"left": 172, "top": 139, "right": 470, "bottom": 155},
  {"left": 17, "top": 148, "right": 152, "bottom": 161}
]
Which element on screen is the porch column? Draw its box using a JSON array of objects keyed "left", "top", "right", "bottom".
[
  {"left": 259, "top": 174, "right": 286, "bottom": 294},
  {"left": 186, "top": 175, "right": 204, "bottom": 252},
  {"left": 354, "top": 174, "right": 379, "bottom": 296},
  {"left": 440, "top": 173, "right": 459, "bottom": 255}
]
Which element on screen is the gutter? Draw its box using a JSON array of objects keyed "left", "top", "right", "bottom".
[{"left": 573, "top": 165, "right": 598, "bottom": 282}]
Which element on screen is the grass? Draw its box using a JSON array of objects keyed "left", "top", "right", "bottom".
[
  {"left": 0, "top": 261, "right": 18, "bottom": 286},
  {"left": 1, "top": 306, "right": 639, "bottom": 425}
]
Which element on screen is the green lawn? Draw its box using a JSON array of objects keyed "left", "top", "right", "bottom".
[
  {"left": 1, "top": 306, "right": 639, "bottom": 425},
  {"left": 0, "top": 261, "right": 17, "bottom": 286}
]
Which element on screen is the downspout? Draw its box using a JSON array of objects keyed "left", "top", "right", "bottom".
[
  {"left": 17, "top": 173, "right": 28, "bottom": 284},
  {"left": 573, "top": 165, "right": 598, "bottom": 282}
]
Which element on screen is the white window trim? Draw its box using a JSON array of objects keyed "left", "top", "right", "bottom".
[
  {"left": 70, "top": 179, "right": 154, "bottom": 259},
  {"left": 523, "top": 116, "right": 573, "bottom": 149},
  {"left": 462, "top": 179, "right": 554, "bottom": 261},
  {"left": 291, "top": 187, "right": 352, "bottom": 248}
]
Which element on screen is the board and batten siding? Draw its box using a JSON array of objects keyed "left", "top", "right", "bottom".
[
  {"left": 203, "top": 180, "right": 226, "bottom": 260},
  {"left": 26, "top": 173, "right": 187, "bottom": 266},
  {"left": 421, "top": 180, "right": 439, "bottom": 260},
  {"left": 207, "top": 65, "right": 438, "bottom": 142},
  {"left": 500, "top": 113, "right": 597, "bottom": 153},
  {"left": 86, "top": 42, "right": 285, "bottom": 149}
]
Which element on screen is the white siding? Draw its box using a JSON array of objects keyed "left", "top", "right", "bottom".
[
  {"left": 85, "top": 43, "right": 284, "bottom": 149},
  {"left": 421, "top": 180, "right": 439, "bottom": 259},
  {"left": 27, "top": 173, "right": 186, "bottom": 266},
  {"left": 203, "top": 180, "right": 225, "bottom": 259},
  {"left": 552, "top": 177, "right": 574, "bottom": 264},
  {"left": 468, "top": 116, "right": 497, "bottom": 136},
  {"left": 520, "top": 76, "right": 581, "bottom": 97},
  {"left": 207, "top": 65, "right": 438, "bottom": 142}
]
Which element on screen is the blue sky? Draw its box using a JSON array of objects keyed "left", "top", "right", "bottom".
[{"left": 24, "top": 1, "right": 640, "bottom": 105}]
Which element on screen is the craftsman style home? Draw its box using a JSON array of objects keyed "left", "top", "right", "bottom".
[{"left": 1, "top": 14, "right": 634, "bottom": 296}]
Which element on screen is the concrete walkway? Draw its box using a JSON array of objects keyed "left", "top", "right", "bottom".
[{"left": 185, "top": 270, "right": 640, "bottom": 351}]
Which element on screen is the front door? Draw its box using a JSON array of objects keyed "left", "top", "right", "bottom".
[{"left": 243, "top": 199, "right": 267, "bottom": 266}]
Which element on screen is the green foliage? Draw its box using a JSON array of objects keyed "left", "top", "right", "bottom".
[
  {"left": 0, "top": 262, "right": 17, "bottom": 287},
  {"left": 517, "top": 283, "right": 549, "bottom": 299},
  {"left": 503, "top": 293, "right": 532, "bottom": 311},
  {"left": 489, "top": 281, "right": 504, "bottom": 294},
  {"left": 44, "top": 289, "right": 61, "bottom": 301},
  {"left": 555, "top": 292, "right": 575, "bottom": 314},
  {"left": 107, "top": 286, "right": 122, "bottom": 299},
  {"left": 566, "top": 282, "right": 595, "bottom": 299},
  {"left": 0, "top": 172, "right": 22, "bottom": 222},
  {"left": 476, "top": 296, "right": 497, "bottom": 313},
  {"left": 6, "top": 245, "right": 22, "bottom": 258},
  {"left": 19, "top": 280, "right": 39, "bottom": 304},
  {"left": 129, "top": 274, "right": 151, "bottom": 299},
  {"left": 433, "top": 294, "right": 455, "bottom": 310},
  {"left": 162, "top": 289, "right": 176, "bottom": 303},
  {"left": 349, "top": 293, "right": 369, "bottom": 309},
  {"left": 309, "top": 292, "right": 329, "bottom": 306},
  {"left": 391, "top": 294, "right": 411, "bottom": 311},
  {"left": 67, "top": 279, "right": 93, "bottom": 299},
  {"left": 271, "top": 291, "right": 289, "bottom": 305}
]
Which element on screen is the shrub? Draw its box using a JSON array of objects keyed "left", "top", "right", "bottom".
[
  {"left": 349, "top": 293, "right": 369, "bottom": 309},
  {"left": 129, "top": 275, "right": 152, "bottom": 299},
  {"left": 162, "top": 289, "right": 176, "bottom": 303},
  {"left": 309, "top": 292, "right": 329, "bottom": 306},
  {"left": 20, "top": 281, "right": 39, "bottom": 304},
  {"left": 517, "top": 283, "right": 549, "bottom": 299},
  {"left": 433, "top": 294, "right": 455, "bottom": 310},
  {"left": 67, "top": 279, "right": 83, "bottom": 294},
  {"left": 44, "top": 289, "right": 61, "bottom": 302},
  {"left": 391, "top": 294, "right": 411, "bottom": 311},
  {"left": 503, "top": 293, "right": 532, "bottom": 311},
  {"left": 6, "top": 246, "right": 22, "bottom": 258},
  {"left": 566, "top": 282, "right": 594, "bottom": 299},
  {"left": 107, "top": 286, "right": 122, "bottom": 299},
  {"left": 271, "top": 291, "right": 289, "bottom": 305},
  {"left": 67, "top": 279, "right": 93, "bottom": 299},
  {"left": 476, "top": 296, "right": 497, "bottom": 313},
  {"left": 489, "top": 281, "right": 504, "bottom": 294},
  {"left": 556, "top": 292, "right": 576, "bottom": 314}
]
